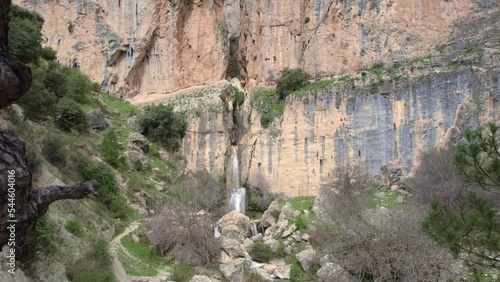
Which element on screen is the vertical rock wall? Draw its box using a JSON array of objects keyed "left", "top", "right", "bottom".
[{"left": 14, "top": 0, "right": 229, "bottom": 97}]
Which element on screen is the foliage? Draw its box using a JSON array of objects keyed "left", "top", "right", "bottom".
[
  {"left": 55, "top": 101, "right": 89, "bottom": 132},
  {"left": 64, "top": 220, "right": 83, "bottom": 237},
  {"left": 170, "top": 264, "right": 195, "bottom": 282},
  {"left": 455, "top": 123, "right": 500, "bottom": 192},
  {"left": 247, "top": 187, "right": 276, "bottom": 213},
  {"left": 8, "top": 5, "right": 44, "bottom": 64},
  {"left": 276, "top": 68, "right": 312, "bottom": 100},
  {"left": 101, "top": 129, "right": 124, "bottom": 167},
  {"left": 24, "top": 215, "right": 58, "bottom": 259},
  {"left": 64, "top": 67, "right": 94, "bottom": 103},
  {"left": 253, "top": 89, "right": 284, "bottom": 128},
  {"left": 66, "top": 240, "right": 115, "bottom": 282},
  {"left": 248, "top": 241, "right": 286, "bottom": 262},
  {"left": 44, "top": 62, "right": 69, "bottom": 99},
  {"left": 42, "top": 134, "right": 69, "bottom": 166},
  {"left": 139, "top": 104, "right": 187, "bottom": 151},
  {"left": 17, "top": 64, "right": 57, "bottom": 120},
  {"left": 234, "top": 87, "right": 245, "bottom": 106},
  {"left": 278, "top": 196, "right": 315, "bottom": 211},
  {"left": 290, "top": 260, "right": 318, "bottom": 282},
  {"left": 80, "top": 159, "right": 132, "bottom": 218},
  {"left": 421, "top": 124, "right": 500, "bottom": 269},
  {"left": 41, "top": 46, "right": 57, "bottom": 61}
]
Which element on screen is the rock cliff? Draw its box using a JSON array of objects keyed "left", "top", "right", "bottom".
[{"left": 13, "top": 0, "right": 499, "bottom": 196}]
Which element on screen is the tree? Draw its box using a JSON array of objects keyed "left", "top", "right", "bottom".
[
  {"left": 101, "top": 129, "right": 123, "bottom": 167},
  {"left": 55, "top": 101, "right": 89, "bottom": 132},
  {"left": 276, "top": 68, "right": 311, "bottom": 99},
  {"left": 139, "top": 104, "right": 187, "bottom": 151},
  {"left": 44, "top": 62, "right": 68, "bottom": 99},
  {"left": 422, "top": 124, "right": 500, "bottom": 269},
  {"left": 17, "top": 64, "right": 57, "bottom": 120},
  {"left": 8, "top": 5, "right": 44, "bottom": 64}
]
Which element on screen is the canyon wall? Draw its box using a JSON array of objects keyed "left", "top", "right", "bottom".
[{"left": 14, "top": 0, "right": 229, "bottom": 97}]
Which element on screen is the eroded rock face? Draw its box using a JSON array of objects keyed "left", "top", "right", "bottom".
[{"left": 13, "top": 0, "right": 229, "bottom": 97}]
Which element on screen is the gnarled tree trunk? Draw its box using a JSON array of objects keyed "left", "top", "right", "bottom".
[{"left": 0, "top": 2, "right": 99, "bottom": 248}]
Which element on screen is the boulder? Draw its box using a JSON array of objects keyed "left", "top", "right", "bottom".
[
  {"left": 281, "top": 223, "right": 297, "bottom": 238},
  {"left": 253, "top": 267, "right": 273, "bottom": 281},
  {"left": 380, "top": 161, "right": 403, "bottom": 186},
  {"left": 87, "top": 108, "right": 109, "bottom": 130},
  {"left": 220, "top": 237, "right": 250, "bottom": 260},
  {"left": 262, "top": 263, "right": 277, "bottom": 274},
  {"left": 219, "top": 258, "right": 250, "bottom": 282},
  {"left": 189, "top": 275, "right": 212, "bottom": 282},
  {"left": 295, "top": 249, "right": 317, "bottom": 271},
  {"left": 243, "top": 238, "right": 254, "bottom": 250},
  {"left": 217, "top": 211, "right": 250, "bottom": 243},
  {"left": 301, "top": 233, "right": 310, "bottom": 241},
  {"left": 124, "top": 150, "right": 150, "bottom": 171},
  {"left": 127, "top": 116, "right": 144, "bottom": 133},
  {"left": 269, "top": 258, "right": 286, "bottom": 266},
  {"left": 396, "top": 195, "right": 405, "bottom": 204},
  {"left": 251, "top": 233, "right": 263, "bottom": 242},
  {"left": 127, "top": 132, "right": 149, "bottom": 153},
  {"left": 263, "top": 238, "right": 280, "bottom": 252},
  {"left": 274, "top": 265, "right": 291, "bottom": 280},
  {"left": 260, "top": 200, "right": 279, "bottom": 227},
  {"left": 317, "top": 263, "right": 350, "bottom": 282}
]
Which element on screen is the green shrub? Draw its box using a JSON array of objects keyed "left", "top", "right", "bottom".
[
  {"left": 55, "top": 101, "right": 89, "bottom": 132},
  {"left": 66, "top": 240, "right": 115, "bottom": 282},
  {"left": 41, "top": 46, "right": 57, "bottom": 61},
  {"left": 8, "top": 5, "right": 44, "bottom": 64},
  {"left": 44, "top": 62, "right": 69, "bottom": 99},
  {"left": 293, "top": 216, "right": 308, "bottom": 230},
  {"left": 42, "top": 134, "right": 69, "bottom": 165},
  {"left": 80, "top": 159, "right": 132, "bottom": 218},
  {"left": 290, "top": 260, "right": 318, "bottom": 282},
  {"left": 25, "top": 215, "right": 58, "bottom": 259},
  {"left": 253, "top": 89, "right": 285, "bottom": 128},
  {"left": 133, "top": 160, "right": 143, "bottom": 171},
  {"left": 64, "top": 220, "right": 83, "bottom": 237},
  {"left": 247, "top": 188, "right": 276, "bottom": 213},
  {"left": 18, "top": 64, "right": 57, "bottom": 120},
  {"left": 249, "top": 241, "right": 286, "bottom": 262},
  {"left": 276, "top": 68, "right": 312, "bottom": 99},
  {"left": 139, "top": 104, "right": 187, "bottom": 151},
  {"left": 234, "top": 87, "right": 245, "bottom": 106},
  {"left": 170, "top": 264, "right": 195, "bottom": 282},
  {"left": 64, "top": 67, "right": 94, "bottom": 103},
  {"left": 101, "top": 129, "right": 124, "bottom": 167}
]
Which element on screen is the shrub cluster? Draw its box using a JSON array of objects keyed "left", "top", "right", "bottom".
[
  {"left": 248, "top": 241, "right": 286, "bottom": 262},
  {"left": 276, "top": 68, "right": 312, "bottom": 99},
  {"left": 66, "top": 240, "right": 115, "bottom": 282},
  {"left": 139, "top": 104, "right": 187, "bottom": 151}
]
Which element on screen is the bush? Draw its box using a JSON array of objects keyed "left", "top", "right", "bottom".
[
  {"left": 42, "top": 134, "right": 69, "bottom": 166},
  {"left": 170, "top": 264, "right": 195, "bottom": 282},
  {"left": 248, "top": 241, "right": 286, "bottom": 262},
  {"left": 55, "top": 101, "right": 89, "bottom": 132},
  {"left": 44, "top": 62, "right": 69, "bottom": 99},
  {"left": 8, "top": 5, "right": 44, "bottom": 64},
  {"left": 41, "top": 46, "right": 57, "bottom": 61},
  {"left": 18, "top": 64, "right": 57, "bottom": 120},
  {"left": 234, "top": 87, "right": 245, "bottom": 106},
  {"left": 139, "top": 104, "right": 187, "bottom": 151},
  {"left": 64, "top": 67, "right": 94, "bottom": 103},
  {"left": 290, "top": 261, "right": 318, "bottom": 282},
  {"left": 101, "top": 129, "right": 124, "bottom": 167},
  {"left": 247, "top": 187, "right": 276, "bottom": 213},
  {"left": 276, "top": 68, "right": 312, "bottom": 99},
  {"left": 24, "top": 215, "right": 58, "bottom": 261},
  {"left": 64, "top": 220, "right": 83, "bottom": 237},
  {"left": 66, "top": 240, "right": 115, "bottom": 282}
]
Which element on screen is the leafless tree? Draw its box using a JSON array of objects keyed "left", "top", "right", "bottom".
[
  {"left": 311, "top": 163, "right": 453, "bottom": 281},
  {"left": 147, "top": 170, "right": 225, "bottom": 265}
]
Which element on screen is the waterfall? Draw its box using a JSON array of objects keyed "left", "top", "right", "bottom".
[
  {"left": 228, "top": 146, "right": 246, "bottom": 214},
  {"left": 214, "top": 223, "right": 221, "bottom": 238},
  {"left": 251, "top": 222, "right": 258, "bottom": 236}
]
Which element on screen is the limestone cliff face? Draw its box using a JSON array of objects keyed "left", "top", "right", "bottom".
[
  {"left": 14, "top": 0, "right": 229, "bottom": 97},
  {"left": 237, "top": 0, "right": 473, "bottom": 87}
]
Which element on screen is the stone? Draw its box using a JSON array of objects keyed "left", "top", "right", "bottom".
[
  {"left": 284, "top": 245, "right": 293, "bottom": 255},
  {"left": 262, "top": 263, "right": 277, "bottom": 274},
  {"left": 301, "top": 233, "right": 310, "bottom": 241},
  {"left": 217, "top": 212, "right": 250, "bottom": 245},
  {"left": 396, "top": 195, "right": 405, "bottom": 204},
  {"left": 251, "top": 233, "right": 263, "bottom": 242},
  {"left": 254, "top": 267, "right": 272, "bottom": 281},
  {"left": 132, "top": 234, "right": 139, "bottom": 243},
  {"left": 263, "top": 238, "right": 280, "bottom": 252},
  {"left": 219, "top": 258, "right": 250, "bottom": 282},
  {"left": 274, "top": 265, "right": 291, "bottom": 280},
  {"left": 220, "top": 237, "right": 250, "bottom": 260},
  {"left": 317, "top": 263, "right": 351, "bottom": 282},
  {"left": 124, "top": 150, "right": 150, "bottom": 171},
  {"left": 243, "top": 238, "right": 254, "bottom": 250},
  {"left": 295, "top": 249, "right": 317, "bottom": 272},
  {"left": 380, "top": 161, "right": 403, "bottom": 186},
  {"left": 391, "top": 184, "right": 400, "bottom": 191},
  {"left": 281, "top": 224, "right": 297, "bottom": 238},
  {"left": 127, "top": 132, "right": 149, "bottom": 153},
  {"left": 292, "top": 234, "right": 301, "bottom": 242},
  {"left": 189, "top": 275, "right": 212, "bottom": 282},
  {"left": 127, "top": 116, "right": 143, "bottom": 133},
  {"left": 260, "top": 200, "right": 279, "bottom": 227},
  {"left": 87, "top": 108, "right": 109, "bottom": 130},
  {"left": 269, "top": 258, "right": 286, "bottom": 266},
  {"left": 375, "top": 192, "right": 387, "bottom": 199}
]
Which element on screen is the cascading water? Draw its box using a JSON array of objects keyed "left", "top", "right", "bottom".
[
  {"left": 228, "top": 146, "right": 246, "bottom": 214},
  {"left": 251, "top": 222, "right": 258, "bottom": 236}
]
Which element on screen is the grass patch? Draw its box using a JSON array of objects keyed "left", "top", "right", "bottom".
[
  {"left": 121, "top": 234, "right": 168, "bottom": 269},
  {"left": 249, "top": 241, "right": 286, "bottom": 262},
  {"left": 100, "top": 94, "right": 141, "bottom": 116},
  {"left": 364, "top": 189, "right": 406, "bottom": 209},
  {"left": 118, "top": 251, "right": 158, "bottom": 276},
  {"left": 278, "top": 196, "right": 315, "bottom": 211},
  {"left": 64, "top": 219, "right": 83, "bottom": 237},
  {"left": 291, "top": 79, "right": 335, "bottom": 96},
  {"left": 170, "top": 264, "right": 195, "bottom": 282},
  {"left": 253, "top": 89, "right": 285, "bottom": 128}
]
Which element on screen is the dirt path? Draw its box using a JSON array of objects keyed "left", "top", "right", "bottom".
[{"left": 109, "top": 220, "right": 170, "bottom": 282}]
